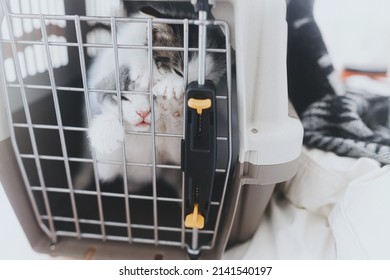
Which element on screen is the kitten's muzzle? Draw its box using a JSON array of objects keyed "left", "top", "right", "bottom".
[
  {"left": 136, "top": 110, "right": 150, "bottom": 119},
  {"left": 135, "top": 109, "right": 151, "bottom": 126}
]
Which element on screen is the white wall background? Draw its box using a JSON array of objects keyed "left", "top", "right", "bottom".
[
  {"left": 1, "top": 0, "right": 390, "bottom": 260},
  {"left": 314, "top": 0, "right": 390, "bottom": 72}
]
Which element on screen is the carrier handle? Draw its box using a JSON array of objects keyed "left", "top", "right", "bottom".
[
  {"left": 183, "top": 81, "right": 217, "bottom": 230},
  {"left": 191, "top": 0, "right": 215, "bottom": 12}
]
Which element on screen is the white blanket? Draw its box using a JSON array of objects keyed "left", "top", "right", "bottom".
[{"left": 224, "top": 147, "right": 390, "bottom": 259}]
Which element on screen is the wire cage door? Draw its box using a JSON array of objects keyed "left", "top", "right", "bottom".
[{"left": 0, "top": 0, "right": 235, "bottom": 258}]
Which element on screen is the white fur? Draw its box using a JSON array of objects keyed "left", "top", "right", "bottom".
[
  {"left": 78, "top": 12, "right": 221, "bottom": 193},
  {"left": 153, "top": 72, "right": 185, "bottom": 99},
  {"left": 89, "top": 93, "right": 158, "bottom": 155},
  {"left": 87, "top": 92, "right": 180, "bottom": 190}
]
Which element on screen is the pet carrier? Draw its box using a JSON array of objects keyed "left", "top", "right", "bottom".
[{"left": 0, "top": 0, "right": 303, "bottom": 259}]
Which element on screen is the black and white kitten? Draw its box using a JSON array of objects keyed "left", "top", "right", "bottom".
[{"left": 80, "top": 5, "right": 226, "bottom": 192}]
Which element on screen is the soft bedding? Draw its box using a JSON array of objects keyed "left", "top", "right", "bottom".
[{"left": 224, "top": 146, "right": 390, "bottom": 259}]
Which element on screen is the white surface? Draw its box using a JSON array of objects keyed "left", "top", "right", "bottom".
[
  {"left": 315, "top": 0, "right": 390, "bottom": 72},
  {"left": 0, "top": 184, "right": 51, "bottom": 259},
  {"left": 329, "top": 165, "right": 390, "bottom": 259}
]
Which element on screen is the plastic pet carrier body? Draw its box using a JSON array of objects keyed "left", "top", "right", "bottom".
[{"left": 0, "top": 0, "right": 303, "bottom": 259}]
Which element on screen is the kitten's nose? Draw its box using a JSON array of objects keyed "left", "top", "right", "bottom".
[{"left": 136, "top": 109, "right": 150, "bottom": 119}]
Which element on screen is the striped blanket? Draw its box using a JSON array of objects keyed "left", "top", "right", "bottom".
[
  {"left": 285, "top": 0, "right": 390, "bottom": 164},
  {"left": 302, "top": 91, "right": 390, "bottom": 164}
]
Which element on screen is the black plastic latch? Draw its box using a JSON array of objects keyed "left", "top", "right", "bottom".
[{"left": 182, "top": 80, "right": 216, "bottom": 229}]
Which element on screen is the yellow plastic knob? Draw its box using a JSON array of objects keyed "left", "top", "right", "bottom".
[
  {"left": 188, "top": 98, "right": 212, "bottom": 115},
  {"left": 185, "top": 203, "right": 204, "bottom": 229}
]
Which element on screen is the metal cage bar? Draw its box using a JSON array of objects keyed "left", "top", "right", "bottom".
[
  {"left": 147, "top": 18, "right": 160, "bottom": 246},
  {"left": 39, "top": 13, "right": 81, "bottom": 239},
  {"left": 180, "top": 18, "right": 189, "bottom": 248},
  {"left": 111, "top": 16, "right": 133, "bottom": 243},
  {"left": 74, "top": 15, "right": 107, "bottom": 241}
]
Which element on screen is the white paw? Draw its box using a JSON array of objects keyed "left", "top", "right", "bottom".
[
  {"left": 88, "top": 115, "right": 124, "bottom": 154},
  {"left": 153, "top": 73, "right": 185, "bottom": 100},
  {"left": 158, "top": 95, "right": 183, "bottom": 114}
]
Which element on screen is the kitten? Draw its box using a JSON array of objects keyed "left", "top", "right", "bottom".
[
  {"left": 77, "top": 5, "right": 226, "bottom": 192},
  {"left": 87, "top": 66, "right": 166, "bottom": 187}
]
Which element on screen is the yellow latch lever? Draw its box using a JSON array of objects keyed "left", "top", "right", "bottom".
[
  {"left": 188, "top": 98, "right": 212, "bottom": 115},
  {"left": 185, "top": 203, "right": 204, "bottom": 229}
]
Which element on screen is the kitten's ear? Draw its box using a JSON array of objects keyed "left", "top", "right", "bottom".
[
  {"left": 139, "top": 6, "right": 173, "bottom": 45},
  {"left": 139, "top": 6, "right": 164, "bottom": 18}
]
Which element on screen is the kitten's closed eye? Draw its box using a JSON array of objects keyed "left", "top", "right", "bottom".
[
  {"left": 121, "top": 95, "right": 131, "bottom": 102},
  {"left": 174, "top": 69, "right": 183, "bottom": 77},
  {"left": 109, "top": 94, "right": 132, "bottom": 103}
]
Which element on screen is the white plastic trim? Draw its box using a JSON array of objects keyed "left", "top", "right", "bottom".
[
  {"left": 0, "top": 84, "right": 9, "bottom": 141},
  {"left": 215, "top": 0, "right": 303, "bottom": 165},
  {"left": 0, "top": 5, "right": 10, "bottom": 142}
]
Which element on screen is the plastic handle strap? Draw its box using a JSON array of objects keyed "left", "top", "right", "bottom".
[{"left": 191, "top": 0, "right": 215, "bottom": 12}]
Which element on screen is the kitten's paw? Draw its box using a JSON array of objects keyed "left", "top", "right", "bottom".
[
  {"left": 153, "top": 74, "right": 185, "bottom": 100},
  {"left": 158, "top": 94, "right": 183, "bottom": 114},
  {"left": 88, "top": 116, "right": 124, "bottom": 154}
]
